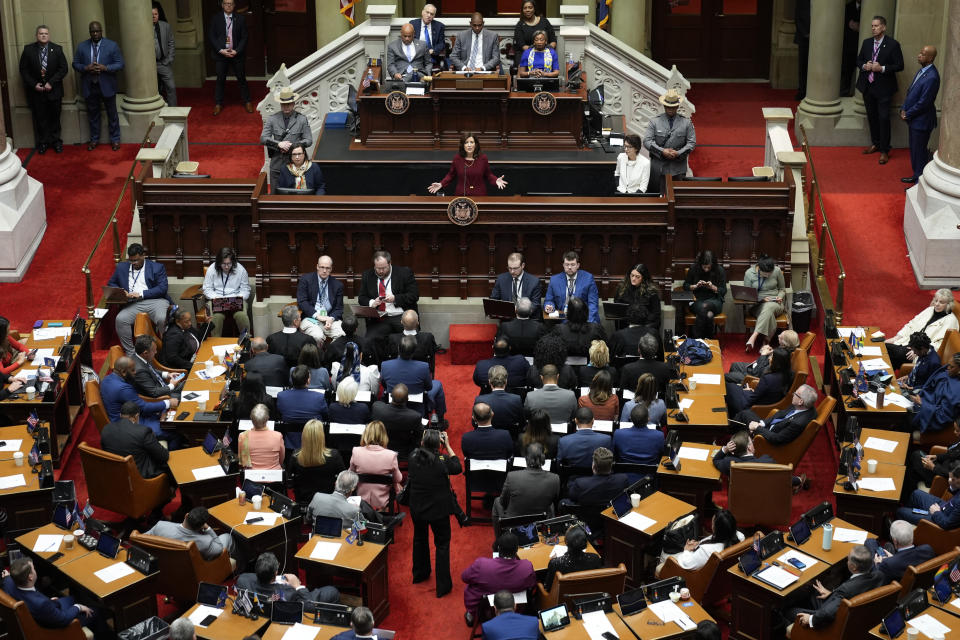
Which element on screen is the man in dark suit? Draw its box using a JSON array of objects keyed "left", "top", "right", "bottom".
[
  {"left": 297, "top": 255, "right": 345, "bottom": 343},
  {"left": 108, "top": 243, "right": 171, "bottom": 356},
  {"left": 496, "top": 297, "right": 545, "bottom": 356},
  {"left": 865, "top": 519, "right": 934, "bottom": 585},
  {"left": 207, "top": 0, "right": 252, "bottom": 115},
  {"left": 473, "top": 338, "right": 528, "bottom": 390},
  {"left": 100, "top": 401, "right": 170, "bottom": 479},
  {"left": 371, "top": 383, "right": 422, "bottom": 459},
  {"left": 386, "top": 310, "right": 437, "bottom": 368},
  {"left": 566, "top": 447, "right": 629, "bottom": 507},
  {"left": 331, "top": 606, "right": 377, "bottom": 640},
  {"left": 382, "top": 336, "right": 445, "bottom": 419},
  {"left": 557, "top": 407, "right": 612, "bottom": 469},
  {"left": 73, "top": 21, "right": 124, "bottom": 151},
  {"left": 490, "top": 252, "right": 541, "bottom": 313},
  {"left": 236, "top": 552, "right": 338, "bottom": 606},
  {"left": 711, "top": 430, "right": 777, "bottom": 476},
  {"left": 896, "top": 462, "right": 960, "bottom": 528},
  {"left": 492, "top": 443, "right": 559, "bottom": 523},
  {"left": 856, "top": 15, "right": 904, "bottom": 165},
  {"left": 409, "top": 3, "right": 448, "bottom": 71},
  {"left": 612, "top": 404, "right": 664, "bottom": 466},
  {"left": 745, "top": 384, "right": 818, "bottom": 446},
  {"left": 387, "top": 24, "right": 428, "bottom": 82},
  {"left": 160, "top": 308, "right": 200, "bottom": 370},
  {"left": 462, "top": 403, "right": 513, "bottom": 461},
  {"left": 790, "top": 546, "right": 882, "bottom": 630},
  {"left": 899, "top": 45, "right": 940, "bottom": 186},
  {"left": 609, "top": 303, "right": 658, "bottom": 358},
  {"left": 133, "top": 335, "right": 183, "bottom": 400},
  {"left": 277, "top": 365, "right": 328, "bottom": 423},
  {"left": 100, "top": 356, "right": 177, "bottom": 441},
  {"left": 524, "top": 365, "right": 577, "bottom": 424},
  {"left": 905, "top": 424, "right": 960, "bottom": 496},
  {"left": 19, "top": 25, "right": 68, "bottom": 154},
  {"left": 357, "top": 250, "right": 419, "bottom": 359},
  {"left": 475, "top": 365, "right": 524, "bottom": 431},
  {"left": 268, "top": 305, "right": 314, "bottom": 368},
  {"left": 153, "top": 4, "right": 177, "bottom": 106},
  {"left": 482, "top": 591, "right": 540, "bottom": 640},
  {"left": 619, "top": 334, "right": 674, "bottom": 396},
  {"left": 243, "top": 337, "right": 288, "bottom": 388}
]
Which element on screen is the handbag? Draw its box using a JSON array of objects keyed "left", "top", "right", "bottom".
[{"left": 397, "top": 481, "right": 410, "bottom": 506}]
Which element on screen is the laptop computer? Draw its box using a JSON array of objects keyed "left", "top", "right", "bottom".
[
  {"left": 538, "top": 603, "right": 570, "bottom": 632},
  {"left": 671, "top": 290, "right": 695, "bottom": 303},
  {"left": 602, "top": 302, "right": 629, "bottom": 320},
  {"left": 196, "top": 582, "right": 228, "bottom": 608},
  {"left": 270, "top": 600, "right": 303, "bottom": 625},
  {"left": 101, "top": 286, "right": 128, "bottom": 304},
  {"left": 482, "top": 297, "right": 517, "bottom": 320},
  {"left": 730, "top": 284, "right": 760, "bottom": 303}
]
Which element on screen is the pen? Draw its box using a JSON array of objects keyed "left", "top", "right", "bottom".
[{"left": 773, "top": 561, "right": 801, "bottom": 577}]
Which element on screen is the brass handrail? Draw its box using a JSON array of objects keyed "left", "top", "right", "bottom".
[
  {"left": 798, "top": 124, "right": 846, "bottom": 323},
  {"left": 81, "top": 121, "right": 156, "bottom": 330}
]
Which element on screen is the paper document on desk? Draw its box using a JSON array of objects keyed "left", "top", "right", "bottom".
[
  {"left": 238, "top": 420, "right": 275, "bottom": 432},
  {"left": 549, "top": 545, "right": 568, "bottom": 558},
  {"left": 95, "top": 562, "right": 135, "bottom": 583},
  {"left": 620, "top": 511, "right": 656, "bottom": 532},
  {"left": 265, "top": 386, "right": 282, "bottom": 398},
  {"left": 512, "top": 457, "right": 550, "bottom": 471},
  {"left": 838, "top": 327, "right": 866, "bottom": 337},
  {"left": 310, "top": 541, "right": 342, "bottom": 560},
  {"left": 678, "top": 398, "right": 694, "bottom": 410},
  {"left": 192, "top": 465, "right": 226, "bottom": 481},
  {"left": 210, "top": 344, "right": 236, "bottom": 358},
  {"left": 858, "top": 477, "right": 896, "bottom": 492},
  {"left": 188, "top": 605, "right": 223, "bottom": 627},
  {"left": 195, "top": 365, "right": 227, "bottom": 380},
  {"left": 833, "top": 527, "right": 868, "bottom": 544},
  {"left": 858, "top": 346, "right": 883, "bottom": 356},
  {"left": 907, "top": 613, "right": 952, "bottom": 638},
  {"left": 860, "top": 392, "right": 903, "bottom": 409},
  {"left": 282, "top": 623, "right": 321, "bottom": 640},
  {"left": 93, "top": 308, "right": 108, "bottom": 319},
  {"left": 593, "top": 420, "right": 613, "bottom": 433},
  {"left": 884, "top": 393, "right": 914, "bottom": 409},
  {"left": 677, "top": 446, "right": 709, "bottom": 461},
  {"left": 0, "top": 440, "right": 23, "bottom": 452},
  {"left": 647, "top": 600, "right": 697, "bottom": 630},
  {"left": 622, "top": 389, "right": 634, "bottom": 400},
  {"left": 581, "top": 610, "right": 618, "bottom": 640},
  {"left": 33, "top": 534, "right": 63, "bottom": 552},
  {"left": 33, "top": 327, "right": 70, "bottom": 341},
  {"left": 754, "top": 565, "right": 799, "bottom": 589},
  {"left": 860, "top": 358, "right": 891, "bottom": 371},
  {"left": 30, "top": 349, "right": 55, "bottom": 365},
  {"left": 330, "top": 423, "right": 366, "bottom": 435},
  {"left": 245, "top": 511, "right": 282, "bottom": 526},
  {"left": 777, "top": 549, "right": 819, "bottom": 569},
  {"left": 245, "top": 468, "right": 283, "bottom": 483},
  {"left": 13, "top": 369, "right": 37, "bottom": 381},
  {"left": 863, "top": 436, "right": 898, "bottom": 452},
  {"left": 0, "top": 474, "right": 26, "bottom": 490},
  {"left": 551, "top": 423, "right": 568, "bottom": 434},
  {"left": 690, "top": 374, "right": 721, "bottom": 385}
]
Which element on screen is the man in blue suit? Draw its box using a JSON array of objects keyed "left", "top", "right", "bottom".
[
  {"left": 897, "top": 461, "right": 960, "bottom": 528},
  {"left": 482, "top": 590, "right": 539, "bottom": 640},
  {"left": 297, "top": 255, "right": 345, "bottom": 343},
  {"left": 107, "top": 243, "right": 170, "bottom": 356},
  {"left": 475, "top": 365, "right": 524, "bottom": 431},
  {"left": 865, "top": 519, "right": 934, "bottom": 585},
  {"left": 490, "top": 252, "right": 541, "bottom": 313},
  {"left": 277, "top": 365, "right": 328, "bottom": 423},
  {"left": 462, "top": 403, "right": 514, "bottom": 461},
  {"left": 612, "top": 404, "right": 664, "bottom": 466},
  {"left": 900, "top": 45, "right": 939, "bottom": 186},
  {"left": 73, "top": 21, "right": 123, "bottom": 151},
  {"left": 100, "top": 356, "right": 175, "bottom": 439},
  {"left": 473, "top": 338, "right": 529, "bottom": 389},
  {"left": 381, "top": 335, "right": 446, "bottom": 419},
  {"left": 557, "top": 407, "right": 612, "bottom": 469},
  {"left": 543, "top": 251, "right": 600, "bottom": 323},
  {"left": 409, "top": 4, "right": 448, "bottom": 71}
]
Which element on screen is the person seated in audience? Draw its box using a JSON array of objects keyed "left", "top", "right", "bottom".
[
  {"left": 160, "top": 308, "right": 200, "bottom": 370},
  {"left": 788, "top": 545, "right": 882, "bottom": 630},
  {"left": 289, "top": 342, "right": 330, "bottom": 390},
  {"left": 725, "top": 347, "right": 793, "bottom": 416},
  {"left": 613, "top": 403, "right": 665, "bottom": 466},
  {"left": 381, "top": 336, "right": 441, "bottom": 415},
  {"left": 743, "top": 383, "right": 818, "bottom": 445},
  {"left": 558, "top": 407, "right": 612, "bottom": 469},
  {"left": 243, "top": 337, "right": 288, "bottom": 388},
  {"left": 0, "top": 372, "right": 24, "bottom": 403},
  {"left": 169, "top": 619, "right": 197, "bottom": 640},
  {"left": 517, "top": 30, "right": 558, "bottom": 78},
  {"left": 277, "top": 365, "right": 328, "bottom": 423},
  {"left": 682, "top": 250, "right": 727, "bottom": 339},
  {"left": 236, "top": 551, "right": 339, "bottom": 606},
  {"left": 550, "top": 297, "right": 606, "bottom": 357},
  {"left": 276, "top": 143, "right": 325, "bottom": 194},
  {"left": 491, "top": 253, "right": 541, "bottom": 313},
  {"left": 357, "top": 251, "right": 419, "bottom": 361},
  {"left": 462, "top": 402, "right": 514, "bottom": 461},
  {"left": 0, "top": 316, "right": 27, "bottom": 375},
  {"left": 609, "top": 304, "right": 657, "bottom": 360},
  {"left": 100, "top": 401, "right": 170, "bottom": 479},
  {"left": 332, "top": 341, "right": 380, "bottom": 394},
  {"left": 493, "top": 443, "right": 559, "bottom": 524},
  {"left": 657, "top": 509, "right": 743, "bottom": 574},
  {"left": 897, "top": 332, "right": 941, "bottom": 392},
  {"left": 620, "top": 373, "right": 666, "bottom": 426},
  {"left": 297, "top": 255, "right": 345, "bottom": 345},
  {"left": 695, "top": 621, "right": 721, "bottom": 640},
  {"left": 614, "top": 264, "right": 661, "bottom": 332},
  {"left": 712, "top": 429, "right": 778, "bottom": 476},
  {"left": 577, "top": 339, "right": 617, "bottom": 387},
  {"left": 289, "top": 419, "right": 345, "bottom": 502},
  {"left": 614, "top": 135, "right": 651, "bottom": 195},
  {"left": 526, "top": 334, "right": 577, "bottom": 389},
  {"left": 896, "top": 461, "right": 960, "bottom": 527},
  {"left": 544, "top": 252, "right": 600, "bottom": 324},
  {"left": 524, "top": 364, "right": 577, "bottom": 424},
  {"left": 370, "top": 383, "right": 422, "bottom": 460},
  {"left": 350, "top": 420, "right": 403, "bottom": 511},
  {"left": 108, "top": 243, "right": 171, "bottom": 357},
  {"left": 387, "top": 23, "right": 428, "bottom": 82},
  {"left": 620, "top": 334, "right": 673, "bottom": 397},
  {"left": 3, "top": 558, "right": 112, "bottom": 639},
  {"left": 201, "top": 246, "right": 252, "bottom": 337},
  {"left": 481, "top": 590, "right": 540, "bottom": 640},
  {"left": 307, "top": 469, "right": 364, "bottom": 527},
  {"left": 328, "top": 376, "right": 372, "bottom": 425},
  {"left": 386, "top": 310, "right": 437, "bottom": 365},
  {"left": 234, "top": 373, "right": 278, "bottom": 421},
  {"left": 513, "top": 1, "right": 556, "bottom": 67},
  {"left": 146, "top": 506, "right": 236, "bottom": 566},
  {"left": 908, "top": 352, "right": 960, "bottom": 436},
  {"left": 743, "top": 255, "right": 786, "bottom": 351},
  {"left": 474, "top": 337, "right": 529, "bottom": 390},
  {"left": 542, "top": 525, "right": 602, "bottom": 590},
  {"left": 578, "top": 370, "right": 618, "bottom": 422},
  {"left": 239, "top": 403, "right": 284, "bottom": 470},
  {"left": 726, "top": 329, "right": 799, "bottom": 384},
  {"left": 133, "top": 334, "right": 184, "bottom": 400},
  {"left": 428, "top": 132, "right": 507, "bottom": 196},
  {"left": 497, "top": 297, "right": 545, "bottom": 357},
  {"left": 886, "top": 288, "right": 958, "bottom": 372},
  {"left": 450, "top": 12, "right": 500, "bottom": 72},
  {"left": 461, "top": 532, "right": 536, "bottom": 627},
  {"left": 905, "top": 423, "right": 960, "bottom": 496},
  {"left": 475, "top": 365, "right": 524, "bottom": 432},
  {"left": 516, "top": 408, "right": 560, "bottom": 458},
  {"left": 331, "top": 606, "right": 377, "bottom": 640},
  {"left": 410, "top": 3, "right": 447, "bottom": 71},
  {"left": 100, "top": 356, "right": 179, "bottom": 445},
  {"left": 268, "top": 306, "right": 314, "bottom": 369},
  {"left": 864, "top": 519, "right": 934, "bottom": 585}
]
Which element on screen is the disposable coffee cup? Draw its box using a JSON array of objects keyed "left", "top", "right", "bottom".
[
  {"left": 867, "top": 459, "right": 878, "bottom": 474},
  {"left": 25, "top": 386, "right": 35, "bottom": 400},
  {"left": 197, "top": 399, "right": 207, "bottom": 411},
  {"left": 630, "top": 493, "right": 641, "bottom": 508},
  {"left": 689, "top": 379, "right": 697, "bottom": 391},
  {"left": 63, "top": 534, "right": 74, "bottom": 550},
  {"left": 669, "top": 591, "right": 681, "bottom": 603},
  {"left": 906, "top": 629, "right": 919, "bottom": 640},
  {"left": 251, "top": 495, "right": 262, "bottom": 510},
  {"left": 680, "top": 588, "right": 690, "bottom": 600},
  {"left": 13, "top": 452, "right": 23, "bottom": 467}
]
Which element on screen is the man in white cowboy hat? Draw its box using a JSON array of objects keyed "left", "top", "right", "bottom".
[
  {"left": 642, "top": 88, "right": 696, "bottom": 191},
  {"left": 260, "top": 86, "right": 313, "bottom": 189}
]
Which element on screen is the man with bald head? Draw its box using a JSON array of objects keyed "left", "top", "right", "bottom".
[
  {"left": 900, "top": 45, "right": 940, "bottom": 187},
  {"left": 243, "top": 337, "right": 288, "bottom": 388},
  {"left": 386, "top": 309, "right": 437, "bottom": 366},
  {"left": 297, "top": 255, "right": 345, "bottom": 343},
  {"left": 99, "top": 356, "right": 177, "bottom": 439},
  {"left": 371, "top": 383, "right": 423, "bottom": 459},
  {"left": 387, "top": 23, "right": 428, "bottom": 82}
]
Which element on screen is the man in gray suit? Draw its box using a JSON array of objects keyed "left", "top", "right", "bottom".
[
  {"left": 492, "top": 443, "right": 559, "bottom": 526},
  {"left": 153, "top": 5, "right": 176, "bottom": 106},
  {"left": 146, "top": 507, "right": 236, "bottom": 568},
  {"left": 243, "top": 337, "right": 288, "bottom": 388},
  {"left": 642, "top": 89, "right": 696, "bottom": 188},
  {"left": 260, "top": 86, "right": 313, "bottom": 188},
  {"left": 450, "top": 12, "right": 500, "bottom": 72},
  {"left": 387, "top": 24, "right": 428, "bottom": 82},
  {"left": 308, "top": 470, "right": 362, "bottom": 527},
  {"left": 523, "top": 364, "right": 577, "bottom": 424}
]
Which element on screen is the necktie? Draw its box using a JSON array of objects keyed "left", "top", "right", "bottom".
[
  {"left": 319, "top": 279, "right": 328, "bottom": 309},
  {"left": 92, "top": 42, "right": 99, "bottom": 63},
  {"left": 424, "top": 25, "right": 431, "bottom": 50},
  {"left": 226, "top": 15, "right": 233, "bottom": 49},
  {"left": 40, "top": 46, "right": 48, "bottom": 75},
  {"left": 149, "top": 362, "right": 164, "bottom": 385},
  {"left": 566, "top": 278, "right": 575, "bottom": 306},
  {"left": 155, "top": 23, "right": 164, "bottom": 61},
  {"left": 377, "top": 279, "right": 386, "bottom": 312},
  {"left": 769, "top": 408, "right": 799, "bottom": 428},
  {"left": 470, "top": 33, "right": 480, "bottom": 68},
  {"left": 869, "top": 40, "right": 879, "bottom": 83},
  {"left": 513, "top": 277, "right": 520, "bottom": 302},
  {"left": 910, "top": 67, "right": 926, "bottom": 91}
]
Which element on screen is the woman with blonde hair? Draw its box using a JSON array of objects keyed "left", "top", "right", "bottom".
[
  {"left": 577, "top": 339, "right": 618, "bottom": 386},
  {"left": 289, "top": 418, "right": 345, "bottom": 503},
  {"left": 349, "top": 421, "right": 403, "bottom": 510}
]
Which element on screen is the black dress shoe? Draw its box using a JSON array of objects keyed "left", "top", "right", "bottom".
[
  {"left": 901, "top": 177, "right": 917, "bottom": 184},
  {"left": 412, "top": 573, "right": 430, "bottom": 584},
  {"left": 464, "top": 611, "right": 476, "bottom": 627},
  {"left": 53, "top": 142, "right": 63, "bottom": 153},
  {"left": 37, "top": 144, "right": 47, "bottom": 154}
]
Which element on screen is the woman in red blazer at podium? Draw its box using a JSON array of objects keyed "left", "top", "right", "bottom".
[{"left": 428, "top": 133, "right": 507, "bottom": 196}]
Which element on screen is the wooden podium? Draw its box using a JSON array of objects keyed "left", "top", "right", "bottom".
[{"left": 430, "top": 72, "right": 510, "bottom": 91}]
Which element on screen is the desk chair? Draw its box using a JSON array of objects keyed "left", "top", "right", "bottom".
[
  {"left": 78, "top": 442, "right": 171, "bottom": 522},
  {"left": 464, "top": 458, "right": 509, "bottom": 523},
  {"left": 744, "top": 310, "right": 789, "bottom": 336},
  {"left": 728, "top": 462, "right": 793, "bottom": 529},
  {"left": 536, "top": 563, "right": 626, "bottom": 609},
  {"left": 914, "top": 476, "right": 960, "bottom": 554},
  {"left": 85, "top": 380, "right": 110, "bottom": 433},
  {"left": 658, "top": 536, "right": 753, "bottom": 614},
  {"left": 799, "top": 332, "right": 816, "bottom": 352},
  {"left": 356, "top": 473, "right": 398, "bottom": 515},
  {"left": 129, "top": 531, "right": 234, "bottom": 605},
  {"left": 0, "top": 589, "right": 87, "bottom": 640},
  {"left": 180, "top": 284, "right": 210, "bottom": 325},
  {"left": 677, "top": 268, "right": 726, "bottom": 337},
  {"left": 133, "top": 313, "right": 187, "bottom": 375},
  {"left": 786, "top": 581, "right": 900, "bottom": 640},
  {"left": 897, "top": 547, "right": 960, "bottom": 598},
  {"left": 912, "top": 421, "right": 960, "bottom": 451},
  {"left": 753, "top": 396, "right": 836, "bottom": 468},
  {"left": 744, "top": 347, "right": 810, "bottom": 416},
  {"left": 105, "top": 345, "right": 172, "bottom": 404}
]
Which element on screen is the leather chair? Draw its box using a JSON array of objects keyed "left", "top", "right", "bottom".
[
  {"left": 745, "top": 348, "right": 810, "bottom": 416},
  {"left": 78, "top": 442, "right": 170, "bottom": 520},
  {"left": 728, "top": 462, "right": 793, "bottom": 529},
  {"left": 658, "top": 536, "right": 753, "bottom": 610},
  {"left": 356, "top": 473, "right": 398, "bottom": 515},
  {"left": 106, "top": 344, "right": 171, "bottom": 403},
  {"left": 0, "top": 588, "right": 86, "bottom": 640},
  {"left": 914, "top": 477, "right": 960, "bottom": 554},
  {"left": 900, "top": 329, "right": 960, "bottom": 377},
  {"left": 754, "top": 396, "right": 836, "bottom": 468},
  {"left": 912, "top": 421, "right": 959, "bottom": 451},
  {"left": 84, "top": 380, "right": 110, "bottom": 433},
  {"left": 536, "top": 563, "right": 627, "bottom": 609},
  {"left": 799, "top": 332, "right": 816, "bottom": 352},
  {"left": 180, "top": 283, "right": 210, "bottom": 325},
  {"left": 128, "top": 531, "right": 233, "bottom": 603},
  {"left": 897, "top": 547, "right": 960, "bottom": 598},
  {"left": 787, "top": 581, "right": 901, "bottom": 640},
  {"left": 133, "top": 312, "right": 185, "bottom": 375}
]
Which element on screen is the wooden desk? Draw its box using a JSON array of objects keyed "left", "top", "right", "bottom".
[
  {"left": 168, "top": 446, "right": 241, "bottom": 511},
  {"left": 602, "top": 491, "right": 696, "bottom": 587},
  {"left": 261, "top": 618, "right": 348, "bottom": 640},
  {"left": 539, "top": 607, "right": 635, "bottom": 640},
  {"left": 868, "top": 604, "right": 960, "bottom": 639},
  {"left": 657, "top": 442, "right": 722, "bottom": 514},
  {"left": 667, "top": 340, "right": 729, "bottom": 444},
  {"left": 209, "top": 497, "right": 301, "bottom": 574},
  {"left": 854, "top": 428, "right": 911, "bottom": 466},
  {"left": 162, "top": 338, "right": 235, "bottom": 445},
  {"left": 787, "top": 518, "right": 875, "bottom": 566},
  {"left": 16, "top": 522, "right": 91, "bottom": 569},
  {"left": 0, "top": 424, "right": 55, "bottom": 535},
  {"left": 834, "top": 464, "right": 905, "bottom": 534},
  {"left": 182, "top": 604, "right": 269, "bottom": 640},
  {"left": 295, "top": 534, "right": 390, "bottom": 622},
  {"left": 56, "top": 549, "right": 158, "bottom": 630},
  {"left": 618, "top": 600, "right": 715, "bottom": 639},
  {"left": 518, "top": 536, "right": 599, "bottom": 573}
]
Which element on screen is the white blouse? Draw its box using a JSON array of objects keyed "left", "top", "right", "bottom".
[{"left": 615, "top": 152, "right": 651, "bottom": 193}]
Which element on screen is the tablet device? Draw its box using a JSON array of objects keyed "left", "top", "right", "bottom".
[
  {"left": 539, "top": 604, "right": 570, "bottom": 632},
  {"left": 509, "top": 523, "right": 539, "bottom": 548},
  {"left": 758, "top": 531, "right": 784, "bottom": 560},
  {"left": 96, "top": 532, "right": 121, "bottom": 559},
  {"left": 196, "top": 582, "right": 228, "bottom": 608},
  {"left": 616, "top": 588, "right": 647, "bottom": 616},
  {"left": 881, "top": 608, "right": 905, "bottom": 638},
  {"left": 738, "top": 549, "right": 761, "bottom": 576},
  {"left": 202, "top": 431, "right": 220, "bottom": 455},
  {"left": 789, "top": 518, "right": 811, "bottom": 546},
  {"left": 242, "top": 478, "right": 264, "bottom": 497},
  {"left": 934, "top": 577, "right": 952, "bottom": 603},
  {"left": 314, "top": 515, "right": 344, "bottom": 538},
  {"left": 52, "top": 504, "right": 72, "bottom": 530},
  {"left": 610, "top": 492, "right": 632, "bottom": 519},
  {"left": 270, "top": 600, "right": 303, "bottom": 625}
]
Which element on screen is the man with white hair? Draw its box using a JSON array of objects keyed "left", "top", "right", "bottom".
[
  {"left": 169, "top": 618, "right": 196, "bottom": 640},
  {"left": 745, "top": 384, "right": 819, "bottom": 445},
  {"left": 866, "top": 519, "right": 934, "bottom": 585},
  {"left": 308, "top": 470, "right": 405, "bottom": 529},
  {"left": 409, "top": 4, "right": 448, "bottom": 71}
]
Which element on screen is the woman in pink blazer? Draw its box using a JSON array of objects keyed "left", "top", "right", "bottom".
[{"left": 350, "top": 420, "right": 403, "bottom": 511}]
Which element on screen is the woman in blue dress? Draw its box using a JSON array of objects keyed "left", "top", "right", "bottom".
[{"left": 517, "top": 31, "right": 559, "bottom": 79}]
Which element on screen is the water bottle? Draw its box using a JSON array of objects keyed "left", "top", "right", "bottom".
[
  {"left": 875, "top": 387, "right": 884, "bottom": 410},
  {"left": 821, "top": 523, "right": 833, "bottom": 551}
]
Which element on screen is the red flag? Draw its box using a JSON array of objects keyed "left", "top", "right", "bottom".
[{"left": 340, "top": 0, "right": 357, "bottom": 26}]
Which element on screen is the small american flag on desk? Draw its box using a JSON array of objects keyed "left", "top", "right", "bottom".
[{"left": 26, "top": 411, "right": 39, "bottom": 433}]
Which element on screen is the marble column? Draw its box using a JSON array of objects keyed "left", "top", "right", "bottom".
[
  {"left": 0, "top": 102, "right": 47, "bottom": 282},
  {"left": 118, "top": 0, "right": 166, "bottom": 141},
  {"left": 174, "top": 0, "right": 204, "bottom": 87},
  {"left": 611, "top": 0, "right": 649, "bottom": 56},
  {"left": 70, "top": 0, "right": 105, "bottom": 51},
  {"left": 853, "top": 0, "right": 896, "bottom": 116},
  {"left": 796, "top": 0, "right": 844, "bottom": 129}
]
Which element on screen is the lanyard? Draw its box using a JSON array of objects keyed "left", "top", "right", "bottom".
[
  {"left": 220, "top": 272, "right": 230, "bottom": 296},
  {"left": 130, "top": 266, "right": 143, "bottom": 289}
]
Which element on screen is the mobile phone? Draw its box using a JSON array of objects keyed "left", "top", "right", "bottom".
[
  {"left": 176, "top": 411, "right": 190, "bottom": 421},
  {"left": 32, "top": 320, "right": 43, "bottom": 329},
  {"left": 787, "top": 557, "right": 806, "bottom": 570},
  {"left": 912, "top": 508, "right": 929, "bottom": 515},
  {"left": 48, "top": 552, "right": 64, "bottom": 562},
  {"left": 199, "top": 614, "right": 218, "bottom": 627},
  {"left": 602, "top": 633, "right": 619, "bottom": 640},
  {"left": 245, "top": 517, "right": 264, "bottom": 524},
  {"left": 712, "top": 406, "right": 727, "bottom": 412}
]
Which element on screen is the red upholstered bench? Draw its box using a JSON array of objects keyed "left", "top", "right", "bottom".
[{"left": 448, "top": 323, "right": 498, "bottom": 364}]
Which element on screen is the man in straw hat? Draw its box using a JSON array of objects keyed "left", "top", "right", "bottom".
[
  {"left": 260, "top": 86, "right": 313, "bottom": 189},
  {"left": 642, "top": 88, "right": 696, "bottom": 191}
]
